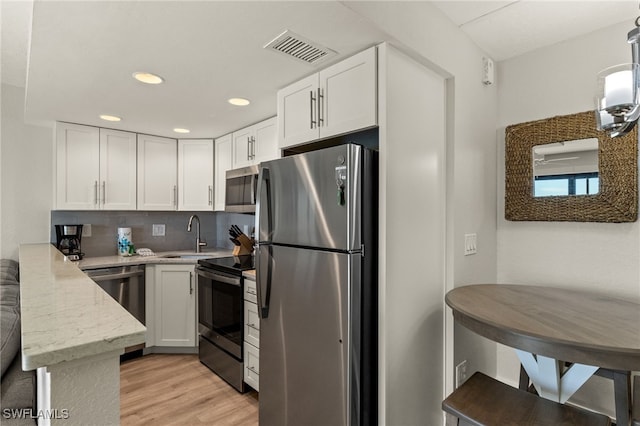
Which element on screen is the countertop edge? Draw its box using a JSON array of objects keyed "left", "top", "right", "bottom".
[
  {"left": 77, "top": 249, "right": 234, "bottom": 269},
  {"left": 18, "top": 243, "right": 147, "bottom": 370}
]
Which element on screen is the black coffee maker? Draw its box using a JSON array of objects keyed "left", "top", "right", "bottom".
[{"left": 55, "top": 225, "right": 84, "bottom": 260}]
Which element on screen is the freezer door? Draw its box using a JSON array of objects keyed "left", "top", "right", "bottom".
[
  {"left": 256, "top": 144, "right": 363, "bottom": 251},
  {"left": 258, "top": 245, "right": 362, "bottom": 426}
]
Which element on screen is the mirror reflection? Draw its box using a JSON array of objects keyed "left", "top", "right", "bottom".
[{"left": 532, "top": 138, "right": 599, "bottom": 197}]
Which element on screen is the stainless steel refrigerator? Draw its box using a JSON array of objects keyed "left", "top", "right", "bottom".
[{"left": 255, "top": 144, "right": 377, "bottom": 426}]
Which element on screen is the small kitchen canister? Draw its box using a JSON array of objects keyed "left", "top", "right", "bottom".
[{"left": 117, "top": 227, "right": 133, "bottom": 256}]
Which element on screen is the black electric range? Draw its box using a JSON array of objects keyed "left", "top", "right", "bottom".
[
  {"left": 197, "top": 255, "right": 254, "bottom": 276},
  {"left": 195, "top": 254, "right": 254, "bottom": 393}
]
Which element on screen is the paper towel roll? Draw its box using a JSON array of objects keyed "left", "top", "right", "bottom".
[{"left": 117, "top": 227, "right": 132, "bottom": 256}]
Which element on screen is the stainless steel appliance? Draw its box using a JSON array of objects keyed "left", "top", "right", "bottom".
[
  {"left": 225, "top": 165, "right": 259, "bottom": 213},
  {"left": 55, "top": 224, "right": 84, "bottom": 260},
  {"left": 256, "top": 144, "right": 378, "bottom": 426},
  {"left": 196, "top": 255, "right": 255, "bottom": 392},
  {"left": 85, "top": 265, "right": 145, "bottom": 354}
]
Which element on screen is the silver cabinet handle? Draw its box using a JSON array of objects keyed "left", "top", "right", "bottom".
[
  {"left": 102, "top": 181, "right": 106, "bottom": 205},
  {"left": 247, "top": 366, "right": 258, "bottom": 374},
  {"left": 94, "top": 181, "right": 98, "bottom": 205},
  {"left": 247, "top": 137, "right": 251, "bottom": 161},
  {"left": 247, "top": 323, "right": 258, "bottom": 329},
  {"left": 173, "top": 185, "right": 177, "bottom": 208},
  {"left": 190, "top": 271, "right": 193, "bottom": 295},
  {"left": 309, "top": 90, "right": 317, "bottom": 129},
  {"left": 317, "top": 87, "right": 324, "bottom": 126},
  {"left": 208, "top": 185, "right": 213, "bottom": 206}
]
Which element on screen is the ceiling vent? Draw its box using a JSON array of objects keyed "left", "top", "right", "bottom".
[{"left": 264, "top": 30, "right": 337, "bottom": 66}]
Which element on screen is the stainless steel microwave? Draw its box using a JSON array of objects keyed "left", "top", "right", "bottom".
[{"left": 225, "top": 165, "right": 259, "bottom": 213}]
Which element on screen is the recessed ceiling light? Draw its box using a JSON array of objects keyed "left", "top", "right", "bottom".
[
  {"left": 132, "top": 72, "right": 164, "bottom": 84},
  {"left": 173, "top": 128, "right": 190, "bottom": 134},
  {"left": 99, "top": 114, "right": 121, "bottom": 122},
  {"left": 228, "top": 98, "right": 251, "bottom": 106}
]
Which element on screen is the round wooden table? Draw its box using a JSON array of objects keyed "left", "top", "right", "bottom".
[{"left": 446, "top": 284, "right": 640, "bottom": 425}]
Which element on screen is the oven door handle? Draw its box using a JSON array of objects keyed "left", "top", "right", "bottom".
[{"left": 195, "top": 267, "right": 241, "bottom": 286}]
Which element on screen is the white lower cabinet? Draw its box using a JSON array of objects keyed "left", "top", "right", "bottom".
[
  {"left": 243, "top": 275, "right": 259, "bottom": 391},
  {"left": 146, "top": 264, "right": 197, "bottom": 349},
  {"left": 244, "top": 342, "right": 260, "bottom": 391}
]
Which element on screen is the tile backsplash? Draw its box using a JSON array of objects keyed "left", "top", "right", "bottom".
[{"left": 51, "top": 210, "right": 255, "bottom": 257}]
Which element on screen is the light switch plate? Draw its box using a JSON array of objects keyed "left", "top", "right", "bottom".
[
  {"left": 83, "top": 224, "right": 92, "bottom": 237},
  {"left": 464, "top": 233, "right": 477, "bottom": 255},
  {"left": 152, "top": 224, "right": 166, "bottom": 237}
]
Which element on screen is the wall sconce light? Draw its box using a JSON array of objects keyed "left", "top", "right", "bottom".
[{"left": 596, "top": 18, "right": 640, "bottom": 137}]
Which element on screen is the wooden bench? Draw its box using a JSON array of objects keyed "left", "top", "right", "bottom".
[{"left": 442, "top": 372, "right": 611, "bottom": 426}]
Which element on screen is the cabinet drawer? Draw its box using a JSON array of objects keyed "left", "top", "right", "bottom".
[
  {"left": 244, "top": 343, "right": 259, "bottom": 391},
  {"left": 244, "top": 278, "right": 257, "bottom": 303},
  {"left": 244, "top": 301, "right": 260, "bottom": 348}
]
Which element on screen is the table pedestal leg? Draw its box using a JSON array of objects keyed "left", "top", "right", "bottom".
[{"left": 515, "top": 350, "right": 598, "bottom": 403}]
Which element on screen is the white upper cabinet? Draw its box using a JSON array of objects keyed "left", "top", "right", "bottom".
[
  {"left": 231, "top": 117, "right": 278, "bottom": 169},
  {"left": 277, "top": 75, "right": 319, "bottom": 149},
  {"left": 278, "top": 46, "right": 377, "bottom": 149},
  {"left": 178, "top": 139, "right": 214, "bottom": 211},
  {"left": 214, "top": 134, "right": 232, "bottom": 211},
  {"left": 56, "top": 123, "right": 136, "bottom": 210},
  {"left": 56, "top": 123, "right": 100, "bottom": 210},
  {"left": 99, "top": 128, "right": 137, "bottom": 210},
  {"left": 232, "top": 126, "right": 254, "bottom": 169},
  {"left": 252, "top": 117, "right": 279, "bottom": 164},
  {"left": 137, "top": 134, "right": 178, "bottom": 211},
  {"left": 320, "top": 47, "right": 377, "bottom": 138}
]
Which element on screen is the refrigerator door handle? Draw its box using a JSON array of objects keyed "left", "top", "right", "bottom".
[
  {"left": 256, "top": 244, "right": 272, "bottom": 319},
  {"left": 256, "top": 166, "right": 273, "bottom": 240},
  {"left": 256, "top": 165, "right": 273, "bottom": 319}
]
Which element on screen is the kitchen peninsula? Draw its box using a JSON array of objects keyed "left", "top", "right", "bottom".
[{"left": 18, "top": 243, "right": 146, "bottom": 425}]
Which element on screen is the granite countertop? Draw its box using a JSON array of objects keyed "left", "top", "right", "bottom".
[
  {"left": 18, "top": 243, "right": 147, "bottom": 371},
  {"left": 77, "top": 248, "right": 234, "bottom": 270},
  {"left": 243, "top": 270, "right": 256, "bottom": 279}
]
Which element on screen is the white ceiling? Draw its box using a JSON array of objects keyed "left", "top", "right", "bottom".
[
  {"left": 1, "top": 1, "right": 637, "bottom": 139},
  {"left": 431, "top": 1, "right": 638, "bottom": 61}
]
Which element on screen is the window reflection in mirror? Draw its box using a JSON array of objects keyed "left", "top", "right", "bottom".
[{"left": 532, "top": 138, "right": 599, "bottom": 197}]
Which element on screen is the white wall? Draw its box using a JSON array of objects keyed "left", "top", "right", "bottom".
[
  {"left": 497, "top": 22, "right": 639, "bottom": 416},
  {"left": 378, "top": 43, "right": 447, "bottom": 426},
  {"left": 345, "top": 2, "right": 499, "bottom": 424},
  {"left": 1, "top": 83, "right": 52, "bottom": 260}
]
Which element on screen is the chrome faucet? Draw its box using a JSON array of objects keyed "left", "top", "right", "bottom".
[{"left": 187, "top": 214, "right": 207, "bottom": 253}]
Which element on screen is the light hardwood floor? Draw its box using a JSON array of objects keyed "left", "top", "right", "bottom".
[{"left": 120, "top": 354, "right": 258, "bottom": 425}]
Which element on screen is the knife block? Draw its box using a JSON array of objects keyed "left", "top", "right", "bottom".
[{"left": 233, "top": 234, "right": 254, "bottom": 256}]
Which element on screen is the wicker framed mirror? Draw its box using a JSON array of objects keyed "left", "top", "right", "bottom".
[{"left": 505, "top": 111, "right": 638, "bottom": 222}]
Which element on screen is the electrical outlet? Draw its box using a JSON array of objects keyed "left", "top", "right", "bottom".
[
  {"left": 455, "top": 360, "right": 468, "bottom": 388},
  {"left": 152, "top": 224, "right": 166, "bottom": 237},
  {"left": 464, "top": 233, "right": 477, "bottom": 256},
  {"left": 83, "top": 224, "right": 92, "bottom": 237}
]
